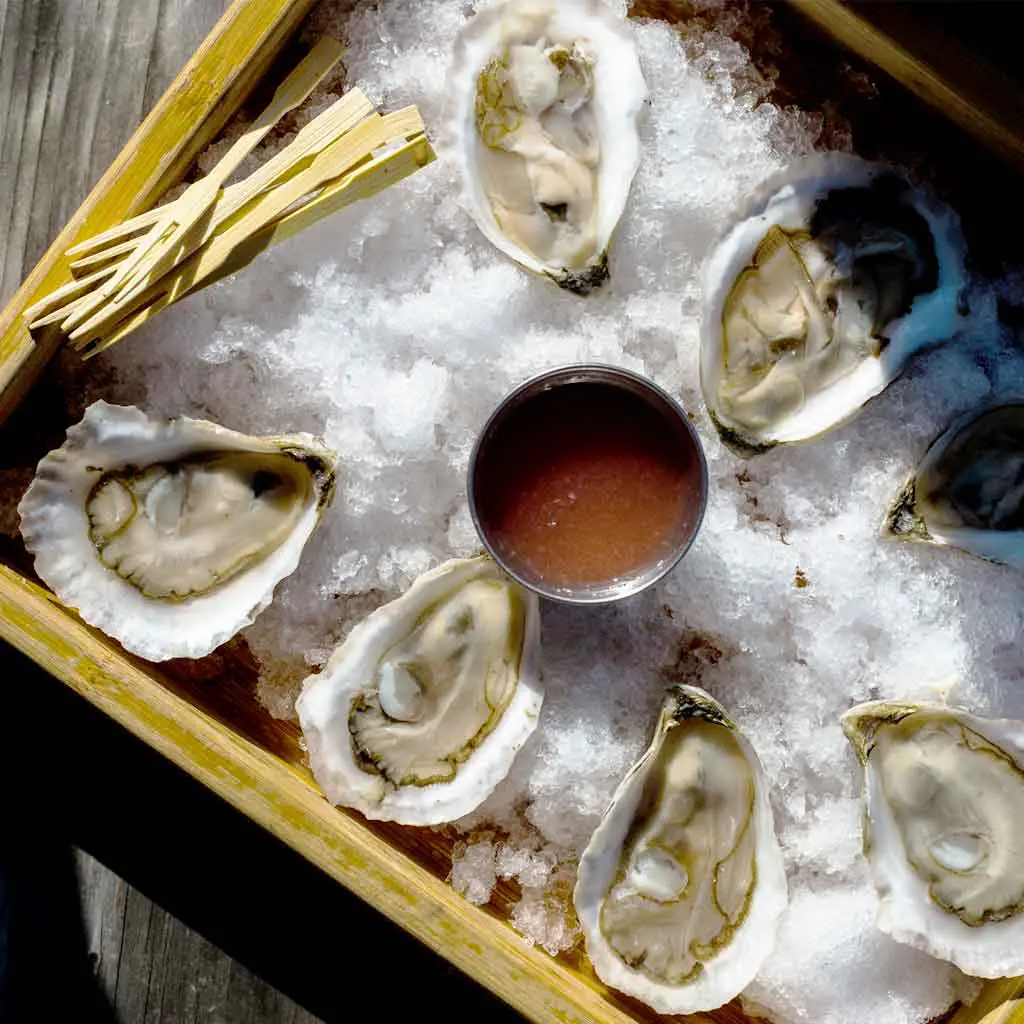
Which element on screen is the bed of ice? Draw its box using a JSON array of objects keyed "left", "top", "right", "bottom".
[{"left": 65, "top": 1, "right": 1024, "bottom": 1021}]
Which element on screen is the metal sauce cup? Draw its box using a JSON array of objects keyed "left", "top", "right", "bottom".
[{"left": 468, "top": 364, "right": 709, "bottom": 604}]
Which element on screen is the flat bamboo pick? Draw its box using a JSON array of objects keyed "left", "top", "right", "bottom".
[
  {"left": 262, "top": 133, "right": 433, "bottom": 250},
  {"left": 65, "top": 85, "right": 373, "bottom": 273},
  {"left": 63, "top": 87, "right": 375, "bottom": 317},
  {"left": 31, "top": 279, "right": 109, "bottom": 333},
  {"left": 28, "top": 90, "right": 390, "bottom": 338},
  {"left": 179, "top": 87, "right": 377, "bottom": 229},
  {"left": 68, "top": 107, "right": 425, "bottom": 347},
  {"left": 108, "top": 88, "right": 376, "bottom": 311},
  {"left": 80, "top": 133, "right": 434, "bottom": 357},
  {"left": 21, "top": 264, "right": 118, "bottom": 325},
  {"left": 96, "top": 36, "right": 344, "bottom": 304},
  {"left": 64, "top": 207, "right": 166, "bottom": 261},
  {"left": 69, "top": 236, "right": 145, "bottom": 276}
]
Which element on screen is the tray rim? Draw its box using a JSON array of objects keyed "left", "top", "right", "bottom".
[{"left": 1, "top": 1, "right": 1023, "bottom": 1022}]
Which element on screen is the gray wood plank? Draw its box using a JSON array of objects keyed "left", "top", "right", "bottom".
[
  {"left": 75, "top": 842, "right": 327, "bottom": 1023},
  {"left": 1, "top": 1, "right": 323, "bottom": 1019}
]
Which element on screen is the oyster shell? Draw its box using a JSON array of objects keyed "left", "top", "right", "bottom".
[
  {"left": 295, "top": 556, "right": 542, "bottom": 825},
  {"left": 887, "top": 404, "right": 1024, "bottom": 568},
  {"left": 700, "top": 154, "right": 967, "bottom": 452},
  {"left": 445, "top": 0, "right": 646, "bottom": 293},
  {"left": 843, "top": 700, "right": 1024, "bottom": 977},
  {"left": 574, "top": 685, "right": 786, "bottom": 1013},
  {"left": 17, "top": 401, "right": 336, "bottom": 662}
]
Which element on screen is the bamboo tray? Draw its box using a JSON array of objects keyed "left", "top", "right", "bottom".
[{"left": 2, "top": 2, "right": 1024, "bottom": 1022}]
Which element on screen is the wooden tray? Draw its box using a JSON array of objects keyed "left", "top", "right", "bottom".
[{"left": 2, "top": 3, "right": 1023, "bottom": 1022}]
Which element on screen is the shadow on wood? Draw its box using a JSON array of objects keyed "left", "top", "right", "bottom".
[
  {"left": 0, "top": 643, "right": 525, "bottom": 1024},
  {"left": 0, "top": 807, "right": 117, "bottom": 1024}
]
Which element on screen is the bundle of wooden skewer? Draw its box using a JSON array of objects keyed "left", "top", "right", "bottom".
[{"left": 24, "top": 38, "right": 434, "bottom": 358}]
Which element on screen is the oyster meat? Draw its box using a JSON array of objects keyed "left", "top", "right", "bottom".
[
  {"left": 843, "top": 700, "right": 1024, "bottom": 977},
  {"left": 17, "top": 401, "right": 336, "bottom": 661},
  {"left": 887, "top": 403, "right": 1024, "bottom": 569},
  {"left": 574, "top": 685, "right": 786, "bottom": 1013},
  {"left": 295, "top": 556, "right": 542, "bottom": 825},
  {"left": 700, "top": 154, "right": 967, "bottom": 452},
  {"left": 445, "top": 0, "right": 646, "bottom": 293}
]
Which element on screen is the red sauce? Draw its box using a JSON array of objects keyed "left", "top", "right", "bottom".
[{"left": 473, "top": 381, "right": 704, "bottom": 588}]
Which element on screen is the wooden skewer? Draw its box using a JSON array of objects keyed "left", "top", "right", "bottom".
[
  {"left": 49, "top": 97, "right": 382, "bottom": 339},
  {"left": 61, "top": 226, "right": 176, "bottom": 333},
  {"left": 64, "top": 206, "right": 166, "bottom": 261},
  {"left": 79, "top": 133, "right": 435, "bottom": 358},
  {"left": 69, "top": 107, "right": 425, "bottom": 347},
  {"left": 69, "top": 235, "right": 151, "bottom": 276},
  {"left": 76, "top": 88, "right": 375, "bottom": 316},
  {"left": 108, "top": 88, "right": 376, "bottom": 311},
  {"left": 29, "top": 38, "right": 436, "bottom": 360},
  {"left": 63, "top": 83, "right": 370, "bottom": 268},
  {"left": 23, "top": 264, "right": 118, "bottom": 326},
  {"left": 265, "top": 134, "right": 434, "bottom": 250},
  {"left": 64, "top": 86, "right": 373, "bottom": 282},
  {"left": 97, "top": 36, "right": 345, "bottom": 303},
  {"left": 197, "top": 88, "right": 377, "bottom": 226},
  {"left": 31, "top": 290, "right": 105, "bottom": 330}
]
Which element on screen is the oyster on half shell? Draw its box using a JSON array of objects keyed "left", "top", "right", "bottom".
[
  {"left": 700, "top": 154, "right": 967, "bottom": 453},
  {"left": 574, "top": 685, "right": 786, "bottom": 1014},
  {"left": 445, "top": 0, "right": 647, "bottom": 293},
  {"left": 17, "top": 401, "right": 336, "bottom": 662},
  {"left": 887, "top": 404, "right": 1024, "bottom": 569},
  {"left": 843, "top": 700, "right": 1024, "bottom": 977},
  {"left": 295, "top": 556, "right": 542, "bottom": 826}
]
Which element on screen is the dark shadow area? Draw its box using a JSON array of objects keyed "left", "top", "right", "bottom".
[
  {"left": 0, "top": 644, "right": 525, "bottom": 1024},
  {"left": 0, "top": 701, "right": 119, "bottom": 1023}
]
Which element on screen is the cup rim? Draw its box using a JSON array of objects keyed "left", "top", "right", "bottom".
[{"left": 467, "top": 362, "right": 709, "bottom": 605}]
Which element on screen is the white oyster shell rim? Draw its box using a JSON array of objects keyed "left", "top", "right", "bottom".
[
  {"left": 843, "top": 699, "right": 1024, "bottom": 978},
  {"left": 700, "top": 151, "right": 968, "bottom": 449},
  {"left": 573, "top": 684, "right": 787, "bottom": 1014},
  {"left": 295, "top": 555, "right": 542, "bottom": 826},
  {"left": 17, "top": 401, "right": 336, "bottom": 662},
  {"left": 443, "top": 0, "right": 647, "bottom": 287}
]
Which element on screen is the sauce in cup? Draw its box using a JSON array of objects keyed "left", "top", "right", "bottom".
[{"left": 469, "top": 366, "right": 708, "bottom": 604}]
